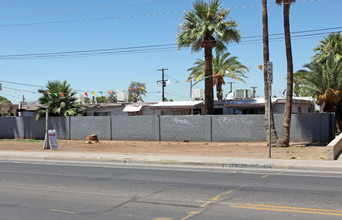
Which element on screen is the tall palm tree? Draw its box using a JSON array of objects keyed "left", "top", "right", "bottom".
[
  {"left": 263, "top": 0, "right": 278, "bottom": 146},
  {"left": 276, "top": 0, "right": 296, "bottom": 148},
  {"left": 177, "top": 0, "right": 240, "bottom": 114},
  {"left": 187, "top": 51, "right": 248, "bottom": 100},
  {"left": 36, "top": 80, "right": 84, "bottom": 119},
  {"left": 295, "top": 56, "right": 342, "bottom": 131}
]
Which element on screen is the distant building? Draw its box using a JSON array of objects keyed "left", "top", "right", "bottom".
[
  {"left": 150, "top": 101, "right": 204, "bottom": 115},
  {"left": 224, "top": 97, "right": 317, "bottom": 115},
  {"left": 0, "top": 103, "right": 18, "bottom": 116}
]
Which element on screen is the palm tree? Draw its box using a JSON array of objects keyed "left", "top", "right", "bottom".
[
  {"left": 263, "top": 0, "right": 278, "bottom": 146},
  {"left": 295, "top": 56, "right": 342, "bottom": 131},
  {"left": 187, "top": 51, "right": 248, "bottom": 100},
  {"left": 313, "top": 32, "right": 342, "bottom": 63},
  {"left": 177, "top": 0, "right": 240, "bottom": 114},
  {"left": 276, "top": 0, "right": 296, "bottom": 148},
  {"left": 36, "top": 80, "right": 84, "bottom": 119}
]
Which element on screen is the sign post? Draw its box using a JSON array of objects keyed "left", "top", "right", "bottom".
[
  {"left": 267, "top": 61, "right": 273, "bottom": 158},
  {"left": 43, "top": 110, "right": 50, "bottom": 150}
]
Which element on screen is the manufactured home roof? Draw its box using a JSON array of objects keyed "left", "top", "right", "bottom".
[
  {"left": 150, "top": 101, "right": 203, "bottom": 109},
  {"left": 123, "top": 104, "right": 142, "bottom": 112},
  {"left": 225, "top": 97, "right": 314, "bottom": 108}
]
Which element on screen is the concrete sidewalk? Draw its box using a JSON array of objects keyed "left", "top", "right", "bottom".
[{"left": 0, "top": 150, "right": 341, "bottom": 172}]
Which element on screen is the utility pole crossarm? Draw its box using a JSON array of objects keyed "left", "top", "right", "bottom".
[{"left": 157, "top": 68, "right": 168, "bottom": 102}]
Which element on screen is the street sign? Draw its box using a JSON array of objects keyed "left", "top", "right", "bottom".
[
  {"left": 48, "top": 130, "right": 58, "bottom": 150},
  {"left": 267, "top": 61, "right": 273, "bottom": 84}
]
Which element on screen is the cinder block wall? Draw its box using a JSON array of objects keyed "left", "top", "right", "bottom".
[
  {"left": 70, "top": 116, "right": 111, "bottom": 140},
  {"left": 0, "top": 113, "right": 335, "bottom": 144},
  {"left": 112, "top": 116, "right": 159, "bottom": 141},
  {"left": 212, "top": 115, "right": 266, "bottom": 141},
  {"left": 160, "top": 115, "right": 211, "bottom": 141}
]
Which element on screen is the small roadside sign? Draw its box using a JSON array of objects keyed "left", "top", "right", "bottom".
[
  {"left": 267, "top": 61, "right": 273, "bottom": 84},
  {"left": 48, "top": 130, "right": 58, "bottom": 150}
]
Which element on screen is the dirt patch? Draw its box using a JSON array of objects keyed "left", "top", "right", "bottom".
[{"left": 0, "top": 139, "right": 327, "bottom": 160}]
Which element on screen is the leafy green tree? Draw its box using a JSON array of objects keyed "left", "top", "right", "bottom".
[
  {"left": 84, "top": 97, "right": 91, "bottom": 104},
  {"left": 36, "top": 80, "right": 84, "bottom": 119},
  {"left": 128, "top": 81, "right": 146, "bottom": 102},
  {"left": 177, "top": 0, "right": 240, "bottom": 114},
  {"left": 96, "top": 96, "right": 107, "bottom": 103},
  {"left": 0, "top": 110, "right": 11, "bottom": 117},
  {"left": 107, "top": 90, "right": 117, "bottom": 103},
  {"left": 0, "top": 96, "right": 11, "bottom": 103},
  {"left": 276, "top": 0, "right": 296, "bottom": 148},
  {"left": 187, "top": 51, "right": 248, "bottom": 100}
]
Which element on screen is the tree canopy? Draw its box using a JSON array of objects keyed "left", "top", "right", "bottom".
[
  {"left": 128, "top": 81, "right": 146, "bottom": 102},
  {"left": 177, "top": 0, "right": 240, "bottom": 53},
  {"left": 0, "top": 96, "right": 11, "bottom": 104},
  {"left": 187, "top": 51, "right": 248, "bottom": 100},
  {"left": 36, "top": 80, "right": 84, "bottom": 119}
]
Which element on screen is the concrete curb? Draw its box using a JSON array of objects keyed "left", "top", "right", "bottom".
[{"left": 0, "top": 151, "right": 341, "bottom": 172}]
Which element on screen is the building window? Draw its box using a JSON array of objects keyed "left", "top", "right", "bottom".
[
  {"left": 94, "top": 112, "right": 110, "bottom": 116},
  {"left": 298, "top": 107, "right": 302, "bottom": 114}
]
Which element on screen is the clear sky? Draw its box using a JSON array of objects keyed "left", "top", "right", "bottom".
[{"left": 0, "top": 0, "right": 341, "bottom": 103}]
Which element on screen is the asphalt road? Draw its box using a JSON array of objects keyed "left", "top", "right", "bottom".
[{"left": 0, "top": 160, "right": 342, "bottom": 220}]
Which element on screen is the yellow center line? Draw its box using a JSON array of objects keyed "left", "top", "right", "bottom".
[
  {"left": 50, "top": 209, "right": 75, "bottom": 214},
  {"left": 229, "top": 205, "right": 342, "bottom": 217},
  {"left": 234, "top": 203, "right": 342, "bottom": 213},
  {"left": 152, "top": 218, "right": 173, "bottom": 220},
  {"left": 181, "top": 211, "right": 199, "bottom": 220},
  {"left": 182, "top": 186, "right": 245, "bottom": 220}
]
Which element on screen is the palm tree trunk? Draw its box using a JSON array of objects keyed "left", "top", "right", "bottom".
[
  {"left": 216, "top": 76, "right": 223, "bottom": 101},
  {"left": 202, "top": 40, "right": 216, "bottom": 114},
  {"left": 277, "top": 1, "right": 294, "bottom": 147},
  {"left": 263, "top": 0, "right": 278, "bottom": 146}
]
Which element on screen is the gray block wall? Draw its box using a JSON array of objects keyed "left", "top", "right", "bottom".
[
  {"left": 273, "top": 113, "right": 335, "bottom": 143},
  {"left": 212, "top": 115, "right": 266, "bottom": 141},
  {"left": 0, "top": 113, "right": 336, "bottom": 143},
  {"left": 160, "top": 115, "right": 211, "bottom": 141},
  {"left": 0, "top": 117, "right": 27, "bottom": 139},
  {"left": 111, "top": 116, "right": 159, "bottom": 140},
  {"left": 70, "top": 116, "right": 111, "bottom": 140},
  {"left": 29, "top": 117, "right": 70, "bottom": 140}
]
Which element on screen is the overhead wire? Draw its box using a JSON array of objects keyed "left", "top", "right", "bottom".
[
  {"left": 0, "top": 0, "right": 327, "bottom": 27},
  {"left": 0, "top": 27, "right": 340, "bottom": 60},
  {"left": 0, "top": 0, "right": 155, "bottom": 19}
]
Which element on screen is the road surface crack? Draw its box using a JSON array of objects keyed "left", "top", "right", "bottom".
[{"left": 91, "top": 195, "right": 138, "bottom": 219}]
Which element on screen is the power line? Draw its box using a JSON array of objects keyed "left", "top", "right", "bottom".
[
  {"left": 0, "top": 0, "right": 155, "bottom": 19},
  {"left": 0, "top": 0, "right": 327, "bottom": 28},
  {"left": 164, "top": 92, "right": 189, "bottom": 99},
  {"left": 3, "top": 86, "right": 36, "bottom": 93},
  {"left": 0, "top": 80, "right": 42, "bottom": 88},
  {"left": 0, "top": 26, "right": 340, "bottom": 60}
]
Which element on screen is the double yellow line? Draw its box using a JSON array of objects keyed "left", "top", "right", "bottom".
[{"left": 229, "top": 203, "right": 342, "bottom": 217}]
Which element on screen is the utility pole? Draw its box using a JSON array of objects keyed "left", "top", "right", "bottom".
[
  {"left": 189, "top": 80, "right": 193, "bottom": 100},
  {"left": 227, "top": 82, "right": 235, "bottom": 93},
  {"left": 157, "top": 68, "right": 168, "bottom": 101},
  {"left": 251, "top": 86, "right": 257, "bottom": 98}
]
